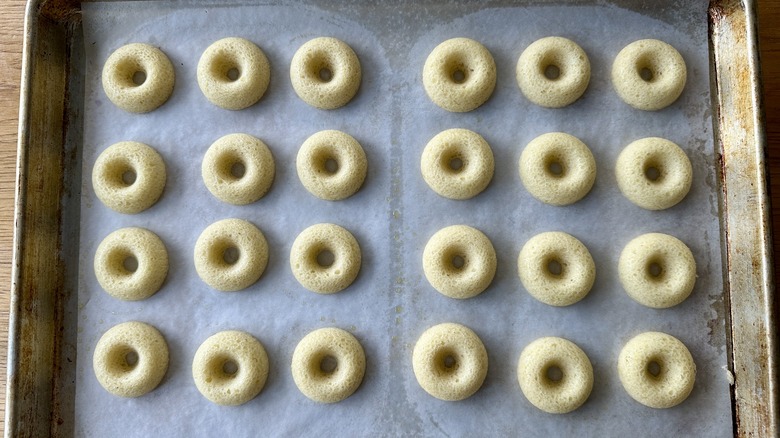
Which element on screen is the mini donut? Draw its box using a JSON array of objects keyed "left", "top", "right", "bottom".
[
  {"left": 612, "top": 39, "right": 687, "bottom": 111},
  {"left": 94, "top": 227, "right": 168, "bottom": 301},
  {"left": 193, "top": 218, "right": 269, "bottom": 291},
  {"left": 421, "top": 129, "right": 495, "bottom": 200},
  {"left": 192, "top": 330, "right": 269, "bottom": 406},
  {"left": 296, "top": 130, "right": 367, "bottom": 201},
  {"left": 102, "top": 43, "right": 175, "bottom": 113},
  {"left": 516, "top": 37, "right": 591, "bottom": 108},
  {"left": 202, "top": 133, "right": 275, "bottom": 205},
  {"left": 618, "top": 331, "right": 696, "bottom": 408},
  {"left": 290, "top": 37, "right": 361, "bottom": 109},
  {"left": 92, "top": 141, "right": 166, "bottom": 214},
  {"left": 422, "top": 225, "right": 497, "bottom": 299},
  {"left": 290, "top": 223, "right": 361, "bottom": 294},
  {"left": 291, "top": 328, "right": 366, "bottom": 403},
  {"left": 517, "top": 232, "right": 595, "bottom": 307},
  {"left": 615, "top": 137, "right": 692, "bottom": 210},
  {"left": 412, "top": 322, "right": 488, "bottom": 401},
  {"left": 517, "top": 337, "right": 594, "bottom": 414},
  {"left": 93, "top": 321, "right": 169, "bottom": 397},
  {"left": 197, "top": 37, "right": 271, "bottom": 110},
  {"left": 619, "top": 233, "right": 696, "bottom": 308},
  {"left": 519, "top": 132, "right": 596, "bottom": 206},
  {"left": 423, "top": 38, "right": 496, "bottom": 113}
]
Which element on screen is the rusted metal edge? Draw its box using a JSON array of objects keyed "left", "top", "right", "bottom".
[{"left": 710, "top": 0, "right": 779, "bottom": 436}]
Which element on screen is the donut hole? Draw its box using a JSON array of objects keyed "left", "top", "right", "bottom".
[
  {"left": 445, "top": 59, "right": 469, "bottom": 84},
  {"left": 124, "top": 350, "right": 139, "bottom": 367},
  {"left": 209, "top": 54, "right": 243, "bottom": 83},
  {"left": 323, "top": 158, "right": 339, "bottom": 174},
  {"left": 442, "top": 248, "right": 468, "bottom": 273},
  {"left": 205, "top": 354, "right": 240, "bottom": 383},
  {"left": 122, "top": 255, "right": 139, "bottom": 273},
  {"left": 131, "top": 70, "right": 147, "bottom": 86},
  {"left": 440, "top": 150, "right": 466, "bottom": 174},
  {"left": 318, "top": 68, "right": 333, "bottom": 82},
  {"left": 316, "top": 249, "right": 335, "bottom": 268},
  {"left": 114, "top": 58, "right": 146, "bottom": 88},
  {"left": 646, "top": 359, "right": 663, "bottom": 379},
  {"left": 451, "top": 69, "right": 466, "bottom": 84},
  {"left": 546, "top": 258, "right": 563, "bottom": 277},
  {"left": 108, "top": 249, "right": 139, "bottom": 277},
  {"left": 544, "top": 64, "right": 561, "bottom": 80},
  {"left": 216, "top": 152, "right": 247, "bottom": 181},
  {"left": 635, "top": 56, "right": 659, "bottom": 83},
  {"left": 104, "top": 159, "right": 136, "bottom": 188},
  {"left": 121, "top": 169, "right": 137, "bottom": 185},
  {"left": 223, "top": 246, "right": 240, "bottom": 265},
  {"left": 106, "top": 345, "right": 139, "bottom": 373},
  {"left": 319, "top": 355, "right": 338, "bottom": 374},
  {"left": 545, "top": 365, "right": 564, "bottom": 383},
  {"left": 222, "top": 359, "right": 239, "bottom": 376},
  {"left": 548, "top": 161, "right": 564, "bottom": 177},
  {"left": 543, "top": 154, "right": 565, "bottom": 178},
  {"left": 230, "top": 162, "right": 246, "bottom": 179},
  {"left": 226, "top": 67, "right": 240, "bottom": 82},
  {"left": 451, "top": 255, "right": 465, "bottom": 270},
  {"left": 434, "top": 349, "right": 460, "bottom": 373},
  {"left": 647, "top": 260, "right": 665, "bottom": 279},
  {"left": 644, "top": 165, "right": 662, "bottom": 182},
  {"left": 305, "top": 54, "right": 336, "bottom": 84}
]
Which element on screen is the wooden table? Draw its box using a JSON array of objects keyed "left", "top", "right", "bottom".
[{"left": 0, "top": 1, "right": 778, "bottom": 435}]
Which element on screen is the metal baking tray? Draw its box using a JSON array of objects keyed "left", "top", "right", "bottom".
[{"left": 6, "top": 0, "right": 777, "bottom": 436}]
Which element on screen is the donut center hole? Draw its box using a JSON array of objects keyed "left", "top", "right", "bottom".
[
  {"left": 448, "top": 157, "right": 464, "bottom": 172},
  {"left": 451, "top": 255, "right": 465, "bottom": 270},
  {"left": 223, "top": 247, "right": 240, "bottom": 265},
  {"left": 122, "top": 256, "right": 138, "bottom": 273},
  {"left": 226, "top": 67, "right": 240, "bottom": 81},
  {"left": 546, "top": 365, "right": 563, "bottom": 382},
  {"left": 647, "top": 360, "right": 662, "bottom": 377},
  {"left": 647, "top": 261, "right": 663, "bottom": 278},
  {"left": 132, "top": 71, "right": 147, "bottom": 86},
  {"left": 317, "top": 249, "right": 335, "bottom": 267},
  {"left": 121, "top": 169, "right": 137, "bottom": 185},
  {"left": 323, "top": 158, "right": 339, "bottom": 174},
  {"left": 548, "top": 161, "right": 564, "bottom": 177},
  {"left": 318, "top": 67, "right": 333, "bottom": 82},
  {"left": 451, "top": 69, "right": 466, "bottom": 84},
  {"left": 124, "top": 350, "right": 139, "bottom": 367},
  {"left": 547, "top": 259, "right": 562, "bottom": 276},
  {"left": 443, "top": 355, "right": 456, "bottom": 369},
  {"left": 230, "top": 161, "right": 246, "bottom": 179},
  {"left": 222, "top": 359, "right": 238, "bottom": 376},
  {"left": 645, "top": 166, "right": 661, "bottom": 181},
  {"left": 639, "top": 67, "right": 654, "bottom": 82},
  {"left": 544, "top": 64, "right": 561, "bottom": 80},
  {"left": 319, "top": 355, "right": 338, "bottom": 373}
]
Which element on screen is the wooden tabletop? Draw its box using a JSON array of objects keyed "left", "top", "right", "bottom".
[{"left": 0, "top": 1, "right": 779, "bottom": 435}]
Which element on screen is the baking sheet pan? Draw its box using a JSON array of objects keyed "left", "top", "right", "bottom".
[{"left": 9, "top": 0, "right": 780, "bottom": 438}]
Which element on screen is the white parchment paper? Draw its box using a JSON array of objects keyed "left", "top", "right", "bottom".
[{"left": 77, "top": 1, "right": 730, "bottom": 436}]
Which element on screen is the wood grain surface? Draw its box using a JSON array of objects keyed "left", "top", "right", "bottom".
[{"left": 0, "top": 1, "right": 778, "bottom": 436}]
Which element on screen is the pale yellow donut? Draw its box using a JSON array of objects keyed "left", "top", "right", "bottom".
[
  {"left": 422, "top": 225, "right": 497, "bottom": 299},
  {"left": 517, "top": 337, "right": 594, "bottom": 414},
  {"left": 94, "top": 227, "right": 168, "bottom": 301},
  {"left": 197, "top": 37, "right": 271, "bottom": 110},
  {"left": 412, "top": 323, "right": 488, "bottom": 401},
  {"left": 612, "top": 39, "right": 687, "bottom": 111},
  {"left": 290, "top": 37, "right": 361, "bottom": 109},
  {"left": 517, "top": 232, "right": 595, "bottom": 307},
  {"left": 519, "top": 132, "right": 596, "bottom": 206},
  {"left": 192, "top": 330, "right": 269, "bottom": 406},
  {"left": 619, "top": 233, "right": 696, "bottom": 308},
  {"left": 421, "top": 129, "right": 494, "bottom": 200},
  {"left": 193, "top": 219, "right": 269, "bottom": 291},
  {"left": 202, "top": 133, "right": 275, "bottom": 205},
  {"left": 516, "top": 37, "right": 591, "bottom": 108},
  {"left": 618, "top": 332, "right": 696, "bottom": 408},
  {"left": 93, "top": 321, "right": 169, "bottom": 398},
  {"left": 92, "top": 141, "right": 166, "bottom": 214},
  {"left": 296, "top": 130, "right": 367, "bottom": 201},
  {"left": 423, "top": 38, "right": 496, "bottom": 112},
  {"left": 290, "top": 223, "right": 361, "bottom": 294},
  {"left": 291, "top": 328, "right": 366, "bottom": 403},
  {"left": 615, "top": 137, "right": 692, "bottom": 210},
  {"left": 102, "top": 43, "right": 174, "bottom": 113}
]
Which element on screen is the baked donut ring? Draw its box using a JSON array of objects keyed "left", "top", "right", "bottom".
[
  {"left": 192, "top": 330, "right": 269, "bottom": 406},
  {"left": 619, "top": 233, "right": 696, "bottom": 308},
  {"left": 412, "top": 322, "right": 488, "bottom": 401},
  {"left": 102, "top": 43, "right": 175, "bottom": 113},
  {"left": 296, "top": 130, "right": 367, "bottom": 201},
  {"left": 193, "top": 218, "right": 269, "bottom": 291},
  {"left": 517, "top": 337, "right": 594, "bottom": 414},
  {"left": 516, "top": 37, "right": 591, "bottom": 108},
  {"left": 612, "top": 39, "right": 687, "bottom": 111},
  {"left": 291, "top": 328, "right": 366, "bottom": 403},
  {"left": 421, "top": 129, "right": 495, "bottom": 200},
  {"left": 290, "top": 37, "right": 361, "bottom": 109},
  {"left": 517, "top": 232, "right": 595, "bottom": 307},
  {"left": 197, "top": 37, "right": 271, "bottom": 110},
  {"left": 94, "top": 227, "right": 168, "bottom": 301},
  {"left": 422, "top": 225, "right": 497, "bottom": 299},
  {"left": 92, "top": 141, "right": 166, "bottom": 214},
  {"left": 290, "top": 223, "right": 361, "bottom": 294},
  {"left": 618, "top": 331, "right": 696, "bottom": 408},
  {"left": 93, "top": 321, "right": 169, "bottom": 397},
  {"left": 202, "top": 133, "right": 275, "bottom": 205},
  {"left": 519, "top": 132, "right": 596, "bottom": 206},
  {"left": 615, "top": 137, "right": 692, "bottom": 210},
  {"left": 423, "top": 38, "right": 496, "bottom": 112}
]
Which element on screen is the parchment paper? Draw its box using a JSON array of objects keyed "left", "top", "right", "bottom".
[{"left": 77, "top": 1, "right": 731, "bottom": 436}]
